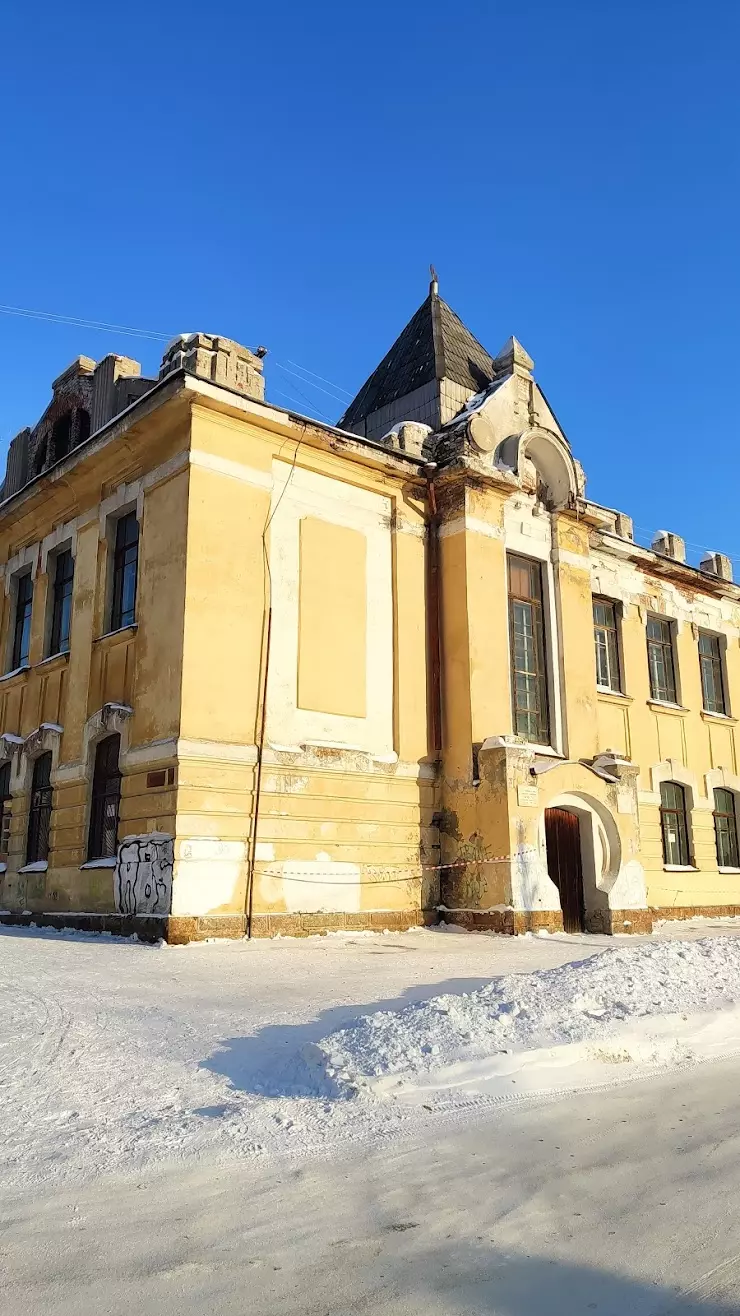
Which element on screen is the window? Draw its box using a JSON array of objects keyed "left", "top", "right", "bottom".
[
  {"left": 699, "top": 631, "right": 726, "bottom": 715},
  {"left": 49, "top": 549, "right": 74, "bottom": 656},
  {"left": 0, "top": 762, "right": 11, "bottom": 854},
  {"left": 26, "top": 752, "right": 52, "bottom": 865},
  {"left": 11, "top": 572, "right": 33, "bottom": 670},
  {"left": 87, "top": 735, "right": 122, "bottom": 861},
  {"left": 110, "top": 512, "right": 139, "bottom": 632},
  {"left": 593, "top": 598, "right": 621, "bottom": 692},
  {"left": 647, "top": 615, "right": 677, "bottom": 704},
  {"left": 508, "top": 554, "right": 549, "bottom": 743},
  {"left": 660, "top": 781, "right": 691, "bottom": 867},
  {"left": 714, "top": 788, "right": 739, "bottom": 868}
]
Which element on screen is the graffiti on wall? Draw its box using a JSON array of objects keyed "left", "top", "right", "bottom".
[{"left": 115, "top": 833, "right": 174, "bottom": 916}]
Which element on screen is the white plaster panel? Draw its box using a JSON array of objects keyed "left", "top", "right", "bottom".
[
  {"left": 510, "top": 836, "right": 562, "bottom": 911},
  {"left": 503, "top": 495, "right": 552, "bottom": 560},
  {"left": 259, "top": 859, "right": 362, "bottom": 914},
  {"left": 607, "top": 859, "right": 648, "bottom": 910},
  {"left": 171, "top": 837, "right": 246, "bottom": 916},
  {"left": 266, "top": 460, "right": 394, "bottom": 756}
]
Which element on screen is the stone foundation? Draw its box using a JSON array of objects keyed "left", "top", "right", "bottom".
[
  {"left": 244, "top": 908, "right": 434, "bottom": 940},
  {"left": 7, "top": 903, "right": 739, "bottom": 944},
  {"left": 650, "top": 904, "right": 740, "bottom": 925},
  {"left": 0, "top": 911, "right": 165, "bottom": 942},
  {"left": 0, "top": 908, "right": 434, "bottom": 943},
  {"left": 608, "top": 909, "right": 654, "bottom": 934},
  {"left": 439, "top": 908, "right": 565, "bottom": 934},
  {"left": 441, "top": 908, "right": 656, "bottom": 935}
]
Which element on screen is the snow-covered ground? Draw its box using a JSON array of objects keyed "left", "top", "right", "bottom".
[
  {"left": 3, "top": 919, "right": 740, "bottom": 1192},
  {"left": 5, "top": 921, "right": 740, "bottom": 1314},
  {"left": 310, "top": 936, "right": 740, "bottom": 1104}
]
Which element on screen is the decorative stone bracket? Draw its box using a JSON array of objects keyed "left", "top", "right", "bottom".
[{"left": 0, "top": 722, "right": 64, "bottom": 792}]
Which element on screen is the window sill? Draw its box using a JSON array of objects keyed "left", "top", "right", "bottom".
[
  {"left": 647, "top": 700, "right": 688, "bottom": 717},
  {"left": 37, "top": 650, "right": 70, "bottom": 671},
  {"left": 719, "top": 867, "right": 740, "bottom": 875},
  {"left": 522, "top": 743, "right": 564, "bottom": 758},
  {"left": 80, "top": 857, "right": 117, "bottom": 870},
  {"left": 663, "top": 864, "right": 698, "bottom": 872},
  {"left": 19, "top": 861, "right": 48, "bottom": 873},
  {"left": 0, "top": 664, "right": 30, "bottom": 684},
  {"left": 596, "top": 688, "right": 632, "bottom": 705},
  {"left": 701, "top": 710, "right": 737, "bottom": 726},
  {"left": 94, "top": 623, "right": 138, "bottom": 646}
]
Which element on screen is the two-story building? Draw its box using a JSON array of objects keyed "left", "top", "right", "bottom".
[{"left": 0, "top": 283, "right": 738, "bottom": 941}]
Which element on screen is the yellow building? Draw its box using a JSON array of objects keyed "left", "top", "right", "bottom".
[{"left": 1, "top": 287, "right": 739, "bottom": 940}]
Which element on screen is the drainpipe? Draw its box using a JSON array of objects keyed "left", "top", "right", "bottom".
[{"left": 244, "top": 597, "right": 272, "bottom": 939}]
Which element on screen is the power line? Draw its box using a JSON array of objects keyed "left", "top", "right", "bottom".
[
  {"left": 273, "top": 360, "right": 347, "bottom": 405},
  {"left": 632, "top": 524, "right": 740, "bottom": 567},
  {"left": 0, "top": 303, "right": 171, "bottom": 341},
  {"left": 285, "top": 358, "right": 353, "bottom": 400},
  {"left": 0, "top": 303, "right": 354, "bottom": 412},
  {"left": 271, "top": 388, "right": 333, "bottom": 423}
]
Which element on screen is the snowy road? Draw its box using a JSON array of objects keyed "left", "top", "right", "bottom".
[{"left": 4, "top": 1057, "right": 740, "bottom": 1314}]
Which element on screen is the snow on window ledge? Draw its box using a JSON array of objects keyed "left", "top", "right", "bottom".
[
  {"left": 80, "top": 857, "right": 117, "bottom": 869},
  {"left": 719, "top": 867, "right": 740, "bottom": 875},
  {"left": 0, "top": 664, "right": 30, "bottom": 684},
  {"left": 19, "top": 860, "right": 48, "bottom": 873},
  {"left": 663, "top": 864, "right": 698, "bottom": 872}
]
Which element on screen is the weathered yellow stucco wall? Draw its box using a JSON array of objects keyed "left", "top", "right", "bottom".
[
  {"left": 172, "top": 403, "right": 435, "bottom": 934},
  {"left": 0, "top": 398, "right": 190, "bottom": 918},
  {"left": 2, "top": 351, "right": 740, "bottom": 942}
]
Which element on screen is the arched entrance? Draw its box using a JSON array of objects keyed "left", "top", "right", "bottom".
[{"left": 544, "top": 807, "right": 585, "bottom": 933}]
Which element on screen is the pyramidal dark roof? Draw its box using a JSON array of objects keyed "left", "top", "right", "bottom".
[{"left": 338, "top": 288, "right": 496, "bottom": 431}]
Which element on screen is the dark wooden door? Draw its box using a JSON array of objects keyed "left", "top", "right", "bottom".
[{"left": 544, "top": 807, "right": 585, "bottom": 933}]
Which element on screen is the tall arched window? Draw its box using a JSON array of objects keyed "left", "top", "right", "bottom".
[
  {"left": 26, "top": 753, "right": 52, "bottom": 864},
  {"left": 87, "top": 734, "right": 122, "bottom": 861},
  {"left": 714, "top": 788, "right": 739, "bottom": 868},
  {"left": 659, "top": 781, "right": 691, "bottom": 867}
]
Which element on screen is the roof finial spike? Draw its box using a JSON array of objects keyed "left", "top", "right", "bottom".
[{"left": 429, "top": 264, "right": 439, "bottom": 296}]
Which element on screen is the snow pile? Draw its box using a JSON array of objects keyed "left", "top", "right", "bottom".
[{"left": 307, "top": 938, "right": 740, "bottom": 1101}]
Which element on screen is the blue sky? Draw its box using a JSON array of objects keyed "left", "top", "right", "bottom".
[{"left": 1, "top": 1, "right": 738, "bottom": 566}]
